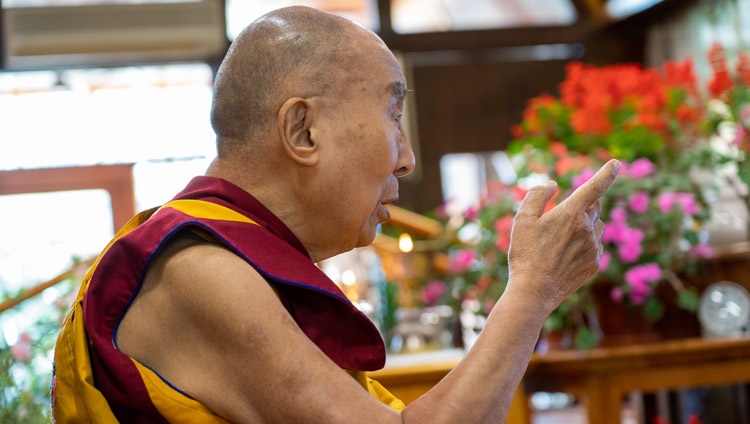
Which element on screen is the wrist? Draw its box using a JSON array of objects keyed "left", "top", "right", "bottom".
[{"left": 501, "top": 274, "right": 560, "bottom": 318}]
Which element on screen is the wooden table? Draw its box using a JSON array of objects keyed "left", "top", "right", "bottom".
[
  {"left": 523, "top": 336, "right": 750, "bottom": 424},
  {"left": 370, "top": 336, "right": 750, "bottom": 423}
]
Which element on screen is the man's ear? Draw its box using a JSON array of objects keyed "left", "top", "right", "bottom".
[{"left": 277, "top": 97, "right": 319, "bottom": 166}]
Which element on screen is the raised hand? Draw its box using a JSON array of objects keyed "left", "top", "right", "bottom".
[{"left": 506, "top": 159, "right": 621, "bottom": 313}]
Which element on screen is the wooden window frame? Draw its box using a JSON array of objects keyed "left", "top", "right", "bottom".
[{"left": 0, "top": 164, "right": 136, "bottom": 233}]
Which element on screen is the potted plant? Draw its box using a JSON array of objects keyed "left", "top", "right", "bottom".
[{"left": 434, "top": 54, "right": 729, "bottom": 349}]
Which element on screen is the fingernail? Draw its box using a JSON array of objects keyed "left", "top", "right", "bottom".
[{"left": 613, "top": 160, "right": 622, "bottom": 173}]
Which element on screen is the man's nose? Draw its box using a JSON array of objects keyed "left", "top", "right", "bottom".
[{"left": 395, "top": 137, "right": 416, "bottom": 178}]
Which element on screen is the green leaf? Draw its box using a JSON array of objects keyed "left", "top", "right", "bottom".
[
  {"left": 677, "top": 288, "right": 700, "bottom": 312},
  {"left": 643, "top": 297, "right": 665, "bottom": 321},
  {"left": 544, "top": 313, "right": 566, "bottom": 332},
  {"left": 738, "top": 166, "right": 750, "bottom": 189},
  {"left": 574, "top": 326, "right": 599, "bottom": 350}
]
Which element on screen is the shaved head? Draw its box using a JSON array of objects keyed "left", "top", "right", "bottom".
[{"left": 210, "top": 6, "right": 373, "bottom": 156}]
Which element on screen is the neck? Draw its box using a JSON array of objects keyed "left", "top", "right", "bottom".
[{"left": 205, "top": 157, "right": 341, "bottom": 262}]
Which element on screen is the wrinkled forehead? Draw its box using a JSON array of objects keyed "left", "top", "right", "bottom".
[
  {"left": 363, "top": 42, "right": 407, "bottom": 94},
  {"left": 319, "top": 21, "right": 406, "bottom": 102}
]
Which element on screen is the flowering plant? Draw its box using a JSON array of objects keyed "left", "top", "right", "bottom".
[
  {"left": 702, "top": 43, "right": 750, "bottom": 237},
  {"left": 0, "top": 261, "right": 82, "bottom": 423},
  {"left": 433, "top": 54, "right": 734, "bottom": 349}
]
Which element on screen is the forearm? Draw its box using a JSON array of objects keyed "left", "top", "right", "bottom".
[{"left": 401, "top": 280, "right": 549, "bottom": 424}]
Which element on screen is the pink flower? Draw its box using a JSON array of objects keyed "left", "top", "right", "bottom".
[
  {"left": 10, "top": 333, "right": 33, "bottom": 363},
  {"left": 677, "top": 193, "right": 699, "bottom": 215},
  {"left": 602, "top": 221, "right": 626, "bottom": 243},
  {"left": 450, "top": 249, "right": 477, "bottom": 273},
  {"left": 657, "top": 192, "right": 678, "bottom": 213},
  {"left": 435, "top": 203, "right": 449, "bottom": 219},
  {"left": 464, "top": 206, "right": 478, "bottom": 220},
  {"left": 610, "top": 286, "right": 624, "bottom": 303},
  {"left": 624, "top": 158, "right": 656, "bottom": 179},
  {"left": 618, "top": 241, "right": 642, "bottom": 263},
  {"left": 734, "top": 123, "right": 746, "bottom": 148},
  {"left": 742, "top": 104, "right": 750, "bottom": 122},
  {"left": 603, "top": 208, "right": 630, "bottom": 244},
  {"left": 572, "top": 168, "right": 596, "bottom": 190},
  {"left": 689, "top": 242, "right": 714, "bottom": 259},
  {"left": 630, "top": 289, "right": 648, "bottom": 305},
  {"left": 658, "top": 192, "right": 699, "bottom": 215},
  {"left": 599, "top": 251, "right": 611, "bottom": 271},
  {"left": 628, "top": 191, "right": 649, "bottom": 213},
  {"left": 610, "top": 207, "right": 628, "bottom": 223},
  {"left": 624, "top": 263, "right": 662, "bottom": 305},
  {"left": 422, "top": 280, "right": 447, "bottom": 306},
  {"left": 616, "top": 227, "right": 645, "bottom": 263},
  {"left": 621, "top": 227, "right": 645, "bottom": 245}
]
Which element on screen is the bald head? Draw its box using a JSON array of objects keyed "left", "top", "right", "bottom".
[{"left": 210, "top": 6, "right": 378, "bottom": 157}]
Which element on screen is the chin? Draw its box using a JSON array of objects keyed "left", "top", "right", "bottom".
[
  {"left": 355, "top": 225, "right": 379, "bottom": 248},
  {"left": 355, "top": 235, "right": 377, "bottom": 249}
]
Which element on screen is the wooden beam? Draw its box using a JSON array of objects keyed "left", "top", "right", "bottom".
[
  {"left": 380, "top": 22, "right": 598, "bottom": 53},
  {"left": 0, "top": 256, "right": 95, "bottom": 314},
  {"left": 0, "top": 164, "right": 136, "bottom": 233}
]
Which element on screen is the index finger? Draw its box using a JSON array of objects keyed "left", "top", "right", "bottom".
[{"left": 566, "top": 159, "right": 621, "bottom": 208}]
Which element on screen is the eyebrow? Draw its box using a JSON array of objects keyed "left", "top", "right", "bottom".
[{"left": 390, "top": 81, "right": 409, "bottom": 99}]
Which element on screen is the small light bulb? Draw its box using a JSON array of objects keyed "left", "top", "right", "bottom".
[
  {"left": 342, "top": 269, "right": 357, "bottom": 286},
  {"left": 399, "top": 233, "right": 414, "bottom": 252}
]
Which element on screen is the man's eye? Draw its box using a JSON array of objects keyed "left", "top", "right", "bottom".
[{"left": 394, "top": 115, "right": 401, "bottom": 123}]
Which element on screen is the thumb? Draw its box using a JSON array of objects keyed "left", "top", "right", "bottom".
[{"left": 516, "top": 180, "right": 558, "bottom": 220}]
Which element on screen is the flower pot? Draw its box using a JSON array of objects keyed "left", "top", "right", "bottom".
[{"left": 588, "top": 281, "right": 663, "bottom": 347}]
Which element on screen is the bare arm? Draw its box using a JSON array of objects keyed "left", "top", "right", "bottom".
[
  {"left": 118, "top": 159, "right": 619, "bottom": 423},
  {"left": 403, "top": 159, "right": 620, "bottom": 423}
]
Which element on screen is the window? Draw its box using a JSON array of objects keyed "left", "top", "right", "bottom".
[
  {"left": 225, "top": 0, "right": 379, "bottom": 40},
  {"left": 439, "top": 151, "right": 516, "bottom": 216},
  {"left": 2, "top": 0, "right": 192, "bottom": 7},
  {"left": 0, "top": 63, "right": 215, "bottom": 177},
  {"left": 390, "top": 0, "right": 577, "bottom": 34},
  {"left": 605, "top": 0, "right": 664, "bottom": 19},
  {"left": 0, "top": 62, "right": 215, "bottom": 297}
]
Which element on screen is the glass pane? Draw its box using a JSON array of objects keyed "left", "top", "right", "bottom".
[
  {"left": 225, "top": 0, "right": 379, "bottom": 40},
  {"left": 391, "top": 0, "right": 577, "bottom": 34},
  {"left": 2, "top": 0, "right": 191, "bottom": 7},
  {"left": 605, "top": 0, "right": 664, "bottom": 19},
  {"left": 0, "top": 189, "right": 114, "bottom": 421},
  {"left": 440, "top": 151, "right": 516, "bottom": 216},
  {"left": 0, "top": 190, "right": 113, "bottom": 291},
  {"left": 133, "top": 158, "right": 213, "bottom": 210},
  {"left": 0, "top": 63, "right": 216, "bottom": 171}
]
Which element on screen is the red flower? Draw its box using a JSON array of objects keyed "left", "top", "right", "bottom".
[
  {"left": 663, "top": 58, "right": 699, "bottom": 95},
  {"left": 510, "top": 123, "right": 524, "bottom": 138},
  {"left": 548, "top": 141, "right": 568, "bottom": 158},
  {"left": 708, "top": 42, "right": 733, "bottom": 97},
  {"left": 709, "top": 69, "right": 733, "bottom": 98},
  {"left": 708, "top": 42, "right": 729, "bottom": 72},
  {"left": 572, "top": 106, "right": 611, "bottom": 135},
  {"left": 556, "top": 153, "right": 591, "bottom": 176},
  {"left": 675, "top": 104, "right": 701, "bottom": 123},
  {"left": 476, "top": 275, "right": 491, "bottom": 292},
  {"left": 688, "top": 414, "right": 704, "bottom": 424},
  {"left": 494, "top": 215, "right": 514, "bottom": 252},
  {"left": 737, "top": 52, "right": 750, "bottom": 86},
  {"left": 512, "top": 186, "right": 529, "bottom": 202}
]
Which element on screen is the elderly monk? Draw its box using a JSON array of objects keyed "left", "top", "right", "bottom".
[{"left": 52, "top": 5, "right": 620, "bottom": 423}]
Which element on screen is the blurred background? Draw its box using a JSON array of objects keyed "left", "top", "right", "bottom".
[{"left": 1, "top": 0, "right": 748, "bottom": 422}]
